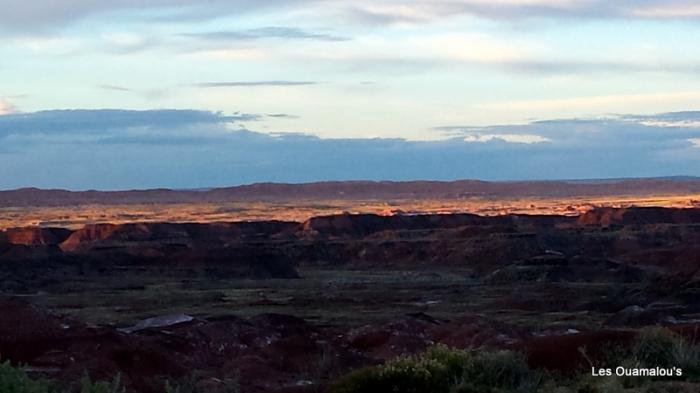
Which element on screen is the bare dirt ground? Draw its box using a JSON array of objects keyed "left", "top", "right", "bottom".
[{"left": 2, "top": 193, "right": 699, "bottom": 229}]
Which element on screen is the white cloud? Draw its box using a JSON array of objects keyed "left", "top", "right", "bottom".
[
  {"left": 411, "top": 33, "right": 529, "bottom": 64},
  {"left": 463, "top": 133, "right": 549, "bottom": 143},
  {"left": 181, "top": 48, "right": 272, "bottom": 61},
  {"left": 632, "top": 3, "right": 700, "bottom": 18},
  {"left": 0, "top": 99, "right": 17, "bottom": 115},
  {"left": 638, "top": 120, "right": 700, "bottom": 129},
  {"left": 478, "top": 91, "right": 700, "bottom": 112},
  {"left": 9, "top": 36, "right": 85, "bottom": 55}
]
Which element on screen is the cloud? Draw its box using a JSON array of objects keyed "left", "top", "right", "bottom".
[
  {"left": 440, "top": 111, "right": 700, "bottom": 148},
  {"left": 0, "top": 0, "right": 312, "bottom": 32},
  {"left": 476, "top": 92, "right": 700, "bottom": 112},
  {"left": 352, "top": 56, "right": 700, "bottom": 77},
  {"left": 494, "top": 60, "right": 700, "bottom": 75},
  {"left": 1, "top": 108, "right": 700, "bottom": 190},
  {"left": 266, "top": 113, "right": 300, "bottom": 119},
  {"left": 5, "top": 0, "right": 700, "bottom": 34},
  {"left": 627, "top": 111, "right": 700, "bottom": 121},
  {"left": 462, "top": 133, "right": 550, "bottom": 144},
  {"left": 181, "top": 27, "right": 348, "bottom": 42},
  {"left": 631, "top": 3, "right": 700, "bottom": 18},
  {"left": 97, "top": 84, "right": 176, "bottom": 100},
  {"left": 192, "top": 81, "right": 318, "bottom": 88},
  {"left": 341, "top": 0, "right": 700, "bottom": 24},
  {"left": 621, "top": 111, "right": 700, "bottom": 129},
  {"left": 270, "top": 32, "right": 700, "bottom": 77},
  {"left": 5, "top": 2, "right": 697, "bottom": 80},
  {"left": 0, "top": 99, "right": 17, "bottom": 115},
  {"left": 95, "top": 81, "right": 316, "bottom": 102},
  {"left": 0, "top": 109, "right": 254, "bottom": 138},
  {"left": 99, "top": 85, "right": 133, "bottom": 92}
]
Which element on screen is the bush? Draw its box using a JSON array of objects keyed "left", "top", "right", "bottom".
[
  {"left": 78, "top": 374, "right": 124, "bottom": 393},
  {"left": 423, "top": 345, "right": 475, "bottom": 384},
  {"left": 633, "top": 328, "right": 680, "bottom": 369},
  {"left": 451, "top": 350, "right": 536, "bottom": 393},
  {"left": 0, "top": 362, "right": 129, "bottom": 393},
  {"left": 331, "top": 355, "right": 450, "bottom": 393},
  {"left": 669, "top": 335, "right": 700, "bottom": 378},
  {"left": 464, "top": 350, "right": 533, "bottom": 389},
  {"left": 571, "top": 327, "right": 700, "bottom": 392},
  {"left": 0, "top": 361, "right": 53, "bottom": 393},
  {"left": 630, "top": 327, "right": 700, "bottom": 378},
  {"left": 330, "top": 345, "right": 537, "bottom": 393},
  {"left": 163, "top": 375, "right": 240, "bottom": 393},
  {"left": 573, "top": 375, "right": 624, "bottom": 393}
]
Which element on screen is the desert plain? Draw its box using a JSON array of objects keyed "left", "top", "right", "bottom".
[{"left": 2, "top": 179, "right": 700, "bottom": 393}]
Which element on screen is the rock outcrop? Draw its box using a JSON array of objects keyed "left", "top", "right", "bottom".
[{"left": 1, "top": 208, "right": 699, "bottom": 280}]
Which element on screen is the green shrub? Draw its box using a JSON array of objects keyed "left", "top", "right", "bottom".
[
  {"left": 630, "top": 327, "right": 700, "bottom": 378},
  {"left": 573, "top": 375, "right": 624, "bottom": 393},
  {"left": 163, "top": 376, "right": 240, "bottom": 393},
  {"left": 670, "top": 335, "right": 700, "bottom": 379},
  {"left": 633, "top": 328, "right": 680, "bottom": 368},
  {"left": 594, "top": 344, "right": 631, "bottom": 370},
  {"left": 0, "top": 361, "right": 53, "bottom": 393},
  {"left": 535, "top": 380, "right": 574, "bottom": 393},
  {"left": 451, "top": 350, "right": 536, "bottom": 393},
  {"left": 164, "top": 379, "right": 195, "bottom": 393},
  {"left": 643, "top": 382, "right": 700, "bottom": 393},
  {"left": 330, "top": 345, "right": 537, "bottom": 393},
  {"left": 464, "top": 350, "right": 533, "bottom": 390},
  {"left": 78, "top": 374, "right": 125, "bottom": 393},
  {"left": 423, "top": 344, "right": 475, "bottom": 384},
  {"left": 331, "top": 355, "right": 450, "bottom": 393}
]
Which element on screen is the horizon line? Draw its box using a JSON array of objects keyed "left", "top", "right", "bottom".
[{"left": 2, "top": 175, "right": 699, "bottom": 193}]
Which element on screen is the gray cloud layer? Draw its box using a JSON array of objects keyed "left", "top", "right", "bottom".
[
  {"left": 345, "top": 0, "right": 700, "bottom": 24},
  {"left": 0, "top": 109, "right": 699, "bottom": 190},
  {"left": 2, "top": 1, "right": 700, "bottom": 33},
  {"left": 193, "top": 81, "right": 318, "bottom": 88},
  {"left": 0, "top": 0, "right": 305, "bottom": 32},
  {"left": 181, "top": 27, "right": 348, "bottom": 42},
  {"left": 0, "top": 109, "right": 253, "bottom": 135}
]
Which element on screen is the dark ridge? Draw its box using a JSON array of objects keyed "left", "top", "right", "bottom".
[{"left": 2, "top": 177, "right": 700, "bottom": 207}]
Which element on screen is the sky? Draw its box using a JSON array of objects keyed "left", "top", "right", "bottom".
[{"left": 1, "top": 0, "right": 700, "bottom": 190}]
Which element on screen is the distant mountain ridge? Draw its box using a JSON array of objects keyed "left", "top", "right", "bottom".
[{"left": 1, "top": 177, "right": 700, "bottom": 207}]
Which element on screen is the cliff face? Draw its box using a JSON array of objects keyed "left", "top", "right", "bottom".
[
  {"left": 0, "top": 208, "right": 699, "bottom": 280},
  {"left": 4, "top": 227, "right": 72, "bottom": 246},
  {"left": 577, "top": 206, "right": 700, "bottom": 226},
  {"left": 0, "top": 221, "right": 301, "bottom": 279},
  {"left": 58, "top": 221, "right": 298, "bottom": 252}
]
